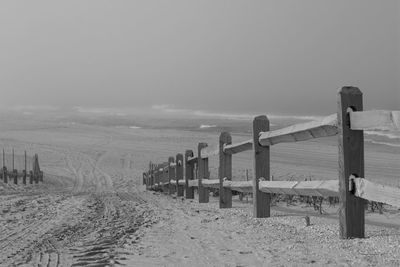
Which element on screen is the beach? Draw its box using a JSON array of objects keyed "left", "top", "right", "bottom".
[{"left": 0, "top": 111, "right": 399, "bottom": 266}]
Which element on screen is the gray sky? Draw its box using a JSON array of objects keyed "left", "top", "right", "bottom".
[{"left": 1, "top": 1, "right": 399, "bottom": 115}]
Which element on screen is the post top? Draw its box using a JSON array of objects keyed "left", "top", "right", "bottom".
[
  {"left": 185, "top": 150, "right": 194, "bottom": 157},
  {"left": 338, "top": 86, "right": 362, "bottom": 95},
  {"left": 253, "top": 115, "right": 269, "bottom": 122},
  {"left": 220, "top": 131, "right": 231, "bottom": 137},
  {"left": 219, "top": 131, "right": 232, "bottom": 140},
  {"left": 198, "top": 142, "right": 208, "bottom": 149}
]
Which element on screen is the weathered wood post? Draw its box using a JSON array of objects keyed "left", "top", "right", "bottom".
[
  {"left": 219, "top": 132, "right": 232, "bottom": 208},
  {"left": 22, "top": 170, "right": 27, "bottom": 185},
  {"left": 33, "top": 154, "right": 39, "bottom": 184},
  {"left": 13, "top": 169, "right": 17, "bottom": 184},
  {"left": 29, "top": 170, "right": 34, "bottom": 184},
  {"left": 252, "top": 115, "right": 271, "bottom": 218},
  {"left": 151, "top": 165, "right": 155, "bottom": 189},
  {"left": 3, "top": 167, "right": 9, "bottom": 184},
  {"left": 159, "top": 165, "right": 163, "bottom": 191},
  {"left": 23, "top": 151, "right": 27, "bottom": 185},
  {"left": 154, "top": 167, "right": 159, "bottom": 190},
  {"left": 163, "top": 162, "right": 168, "bottom": 193},
  {"left": 159, "top": 165, "right": 163, "bottom": 190},
  {"left": 168, "top": 157, "right": 176, "bottom": 195},
  {"left": 3, "top": 167, "right": 8, "bottom": 184},
  {"left": 198, "top": 143, "right": 209, "bottom": 203},
  {"left": 2, "top": 149, "right": 6, "bottom": 183},
  {"left": 185, "top": 150, "right": 195, "bottom": 199},
  {"left": 12, "top": 149, "right": 17, "bottom": 184},
  {"left": 176, "top": 153, "right": 184, "bottom": 197},
  {"left": 159, "top": 163, "right": 164, "bottom": 190},
  {"left": 338, "top": 86, "right": 365, "bottom": 239},
  {"left": 151, "top": 164, "right": 155, "bottom": 189},
  {"left": 152, "top": 169, "right": 156, "bottom": 190}
]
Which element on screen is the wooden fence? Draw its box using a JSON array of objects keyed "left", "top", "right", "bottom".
[
  {"left": 0, "top": 150, "right": 43, "bottom": 185},
  {"left": 143, "top": 87, "right": 400, "bottom": 239}
]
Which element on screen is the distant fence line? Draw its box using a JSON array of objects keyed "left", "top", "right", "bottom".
[
  {"left": 0, "top": 149, "right": 43, "bottom": 185},
  {"left": 143, "top": 87, "right": 400, "bottom": 239}
]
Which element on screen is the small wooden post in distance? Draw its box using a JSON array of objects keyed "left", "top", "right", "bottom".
[
  {"left": 156, "top": 165, "right": 160, "bottom": 190},
  {"left": 176, "top": 153, "right": 184, "bottom": 197},
  {"left": 3, "top": 167, "right": 8, "bottom": 184},
  {"left": 23, "top": 151, "right": 27, "bottom": 185},
  {"left": 162, "top": 162, "right": 167, "bottom": 192},
  {"left": 219, "top": 132, "right": 232, "bottom": 208},
  {"left": 153, "top": 169, "right": 156, "bottom": 190},
  {"left": 168, "top": 157, "right": 176, "bottom": 195},
  {"left": 29, "top": 170, "right": 34, "bottom": 184},
  {"left": 252, "top": 115, "right": 271, "bottom": 218},
  {"left": 13, "top": 169, "right": 17, "bottom": 184},
  {"left": 198, "top": 143, "right": 209, "bottom": 203},
  {"left": 22, "top": 170, "right": 27, "bottom": 185},
  {"left": 338, "top": 86, "right": 365, "bottom": 239},
  {"left": 151, "top": 164, "right": 155, "bottom": 189},
  {"left": 185, "top": 150, "right": 195, "bottom": 199},
  {"left": 2, "top": 149, "right": 5, "bottom": 183}
]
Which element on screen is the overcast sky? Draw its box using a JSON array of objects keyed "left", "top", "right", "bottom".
[{"left": 0, "top": 1, "right": 399, "bottom": 115}]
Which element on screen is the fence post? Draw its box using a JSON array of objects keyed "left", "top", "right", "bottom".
[
  {"left": 13, "top": 169, "right": 17, "bottom": 184},
  {"left": 176, "top": 153, "right": 184, "bottom": 197},
  {"left": 29, "top": 170, "right": 33, "bottom": 184},
  {"left": 252, "top": 115, "right": 271, "bottom": 218},
  {"left": 168, "top": 157, "right": 176, "bottom": 195},
  {"left": 159, "top": 164, "right": 163, "bottom": 191},
  {"left": 338, "top": 86, "right": 365, "bottom": 239},
  {"left": 158, "top": 163, "right": 165, "bottom": 191},
  {"left": 198, "top": 143, "right": 209, "bottom": 203},
  {"left": 2, "top": 149, "right": 4, "bottom": 183},
  {"left": 151, "top": 164, "right": 155, "bottom": 189},
  {"left": 185, "top": 150, "right": 195, "bottom": 199},
  {"left": 23, "top": 151, "right": 27, "bottom": 185},
  {"left": 22, "top": 170, "right": 26, "bottom": 185},
  {"left": 219, "top": 132, "right": 232, "bottom": 208},
  {"left": 162, "top": 162, "right": 168, "bottom": 193},
  {"left": 3, "top": 167, "right": 7, "bottom": 184},
  {"left": 155, "top": 166, "right": 159, "bottom": 190}
]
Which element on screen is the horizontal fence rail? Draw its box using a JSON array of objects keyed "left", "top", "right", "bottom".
[
  {"left": 258, "top": 114, "right": 338, "bottom": 146},
  {"left": 349, "top": 110, "right": 400, "bottom": 131},
  {"left": 259, "top": 180, "right": 339, "bottom": 197},
  {"left": 351, "top": 176, "right": 400, "bottom": 208},
  {"left": 223, "top": 140, "right": 253, "bottom": 155},
  {"left": 144, "top": 86, "right": 400, "bottom": 240}
]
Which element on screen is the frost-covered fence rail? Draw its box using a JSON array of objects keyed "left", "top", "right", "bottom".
[
  {"left": 144, "top": 86, "right": 400, "bottom": 239},
  {"left": 0, "top": 150, "right": 43, "bottom": 186}
]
